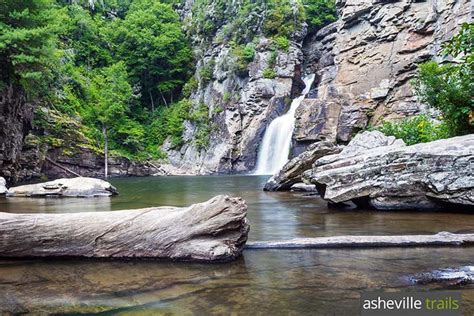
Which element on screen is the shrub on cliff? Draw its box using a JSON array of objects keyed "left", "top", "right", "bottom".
[
  {"left": 377, "top": 115, "right": 450, "bottom": 146},
  {"left": 414, "top": 22, "right": 473, "bottom": 136},
  {"left": 302, "top": 0, "right": 337, "bottom": 34}
]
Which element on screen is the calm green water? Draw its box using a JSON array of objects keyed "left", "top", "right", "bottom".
[{"left": 0, "top": 176, "right": 473, "bottom": 314}]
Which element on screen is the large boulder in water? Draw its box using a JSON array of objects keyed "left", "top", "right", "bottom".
[
  {"left": 264, "top": 141, "right": 342, "bottom": 191},
  {"left": 0, "top": 177, "right": 6, "bottom": 195},
  {"left": 6, "top": 177, "right": 118, "bottom": 197},
  {"left": 303, "top": 132, "right": 474, "bottom": 210}
]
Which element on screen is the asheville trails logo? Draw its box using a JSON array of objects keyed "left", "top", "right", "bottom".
[{"left": 360, "top": 291, "right": 462, "bottom": 315}]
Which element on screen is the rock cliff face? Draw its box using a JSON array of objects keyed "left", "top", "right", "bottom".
[
  {"left": 295, "top": 0, "right": 471, "bottom": 146},
  {"left": 162, "top": 1, "right": 307, "bottom": 174},
  {"left": 16, "top": 109, "right": 161, "bottom": 183},
  {"left": 0, "top": 85, "right": 34, "bottom": 184},
  {"left": 163, "top": 0, "right": 471, "bottom": 174},
  {"left": 1, "top": 1, "right": 470, "bottom": 180}
]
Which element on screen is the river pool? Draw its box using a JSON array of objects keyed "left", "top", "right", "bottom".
[{"left": 0, "top": 175, "right": 473, "bottom": 314}]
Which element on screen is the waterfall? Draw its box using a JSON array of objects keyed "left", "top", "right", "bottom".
[{"left": 254, "top": 74, "right": 315, "bottom": 175}]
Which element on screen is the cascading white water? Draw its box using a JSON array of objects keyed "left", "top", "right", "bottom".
[{"left": 254, "top": 74, "right": 315, "bottom": 175}]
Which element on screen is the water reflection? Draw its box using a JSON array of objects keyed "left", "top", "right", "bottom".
[
  {"left": 0, "top": 248, "right": 472, "bottom": 314},
  {"left": 0, "top": 196, "right": 112, "bottom": 213},
  {"left": 1, "top": 175, "right": 473, "bottom": 241},
  {"left": 0, "top": 176, "right": 473, "bottom": 314}
]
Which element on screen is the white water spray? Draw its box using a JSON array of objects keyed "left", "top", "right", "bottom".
[{"left": 254, "top": 74, "right": 315, "bottom": 175}]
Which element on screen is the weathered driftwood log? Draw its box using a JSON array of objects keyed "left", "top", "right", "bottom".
[
  {"left": 246, "top": 232, "right": 474, "bottom": 249},
  {"left": 0, "top": 195, "right": 249, "bottom": 262}
]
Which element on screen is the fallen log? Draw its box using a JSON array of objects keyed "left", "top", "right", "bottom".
[
  {"left": 0, "top": 195, "right": 249, "bottom": 262},
  {"left": 246, "top": 232, "right": 474, "bottom": 249},
  {"left": 45, "top": 157, "right": 82, "bottom": 177}
]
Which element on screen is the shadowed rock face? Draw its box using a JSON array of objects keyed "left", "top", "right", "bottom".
[
  {"left": 0, "top": 195, "right": 249, "bottom": 262},
  {"left": 304, "top": 132, "right": 474, "bottom": 210},
  {"left": 0, "top": 85, "right": 33, "bottom": 183},
  {"left": 6, "top": 177, "right": 118, "bottom": 198}
]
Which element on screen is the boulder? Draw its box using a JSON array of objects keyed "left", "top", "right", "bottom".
[
  {"left": 0, "top": 195, "right": 249, "bottom": 262},
  {"left": 6, "top": 177, "right": 118, "bottom": 197},
  {"left": 264, "top": 141, "right": 341, "bottom": 191},
  {"left": 304, "top": 133, "right": 474, "bottom": 210},
  {"left": 0, "top": 177, "right": 6, "bottom": 195}
]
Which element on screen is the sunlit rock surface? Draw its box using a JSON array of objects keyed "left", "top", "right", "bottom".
[
  {"left": 264, "top": 141, "right": 341, "bottom": 191},
  {"left": 0, "top": 177, "right": 6, "bottom": 195},
  {"left": 304, "top": 132, "right": 474, "bottom": 210},
  {"left": 296, "top": 0, "right": 471, "bottom": 145},
  {"left": 6, "top": 177, "right": 118, "bottom": 198}
]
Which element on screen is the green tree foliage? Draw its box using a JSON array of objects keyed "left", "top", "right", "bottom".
[
  {"left": 86, "top": 62, "right": 132, "bottom": 135},
  {"left": 51, "top": 0, "right": 193, "bottom": 160},
  {"left": 414, "top": 23, "right": 473, "bottom": 136},
  {"left": 0, "top": 0, "right": 64, "bottom": 93},
  {"left": 1, "top": 0, "right": 339, "bottom": 163},
  {"left": 63, "top": 4, "right": 112, "bottom": 68},
  {"left": 148, "top": 99, "right": 192, "bottom": 149},
  {"left": 302, "top": 0, "right": 337, "bottom": 34},
  {"left": 113, "top": 0, "right": 193, "bottom": 109},
  {"left": 263, "top": 0, "right": 302, "bottom": 38},
  {"left": 377, "top": 115, "right": 450, "bottom": 145}
]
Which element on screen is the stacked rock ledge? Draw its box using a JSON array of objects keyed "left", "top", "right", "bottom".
[{"left": 302, "top": 131, "right": 474, "bottom": 211}]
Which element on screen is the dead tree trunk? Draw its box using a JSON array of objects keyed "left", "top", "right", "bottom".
[
  {"left": 102, "top": 124, "right": 108, "bottom": 179},
  {"left": 0, "top": 195, "right": 249, "bottom": 262},
  {"left": 246, "top": 232, "right": 474, "bottom": 249}
]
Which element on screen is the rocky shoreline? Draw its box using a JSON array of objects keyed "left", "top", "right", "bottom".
[{"left": 266, "top": 131, "right": 474, "bottom": 211}]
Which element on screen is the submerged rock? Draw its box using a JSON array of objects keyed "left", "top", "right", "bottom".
[
  {"left": 264, "top": 141, "right": 341, "bottom": 191},
  {"left": 0, "top": 177, "right": 6, "bottom": 195},
  {"left": 6, "top": 177, "right": 118, "bottom": 197},
  {"left": 304, "top": 132, "right": 474, "bottom": 210},
  {"left": 290, "top": 183, "right": 317, "bottom": 192},
  {"left": 411, "top": 266, "right": 474, "bottom": 286}
]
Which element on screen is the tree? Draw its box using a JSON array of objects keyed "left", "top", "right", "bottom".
[
  {"left": 113, "top": 0, "right": 193, "bottom": 111},
  {"left": 302, "top": 0, "right": 337, "bottom": 34},
  {"left": 414, "top": 23, "right": 473, "bottom": 136},
  {"left": 0, "top": 0, "right": 63, "bottom": 94},
  {"left": 87, "top": 62, "right": 132, "bottom": 177}
]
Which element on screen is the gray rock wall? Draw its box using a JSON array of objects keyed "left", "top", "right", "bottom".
[
  {"left": 162, "top": 2, "right": 307, "bottom": 174},
  {"left": 296, "top": 0, "right": 472, "bottom": 145},
  {"left": 166, "top": 0, "right": 471, "bottom": 175},
  {"left": 0, "top": 85, "right": 33, "bottom": 184}
]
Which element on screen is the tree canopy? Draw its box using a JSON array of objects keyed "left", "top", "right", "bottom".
[{"left": 0, "top": 0, "right": 64, "bottom": 94}]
